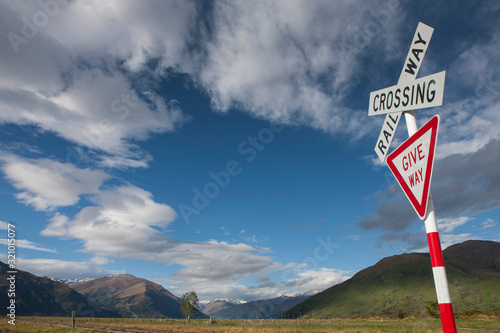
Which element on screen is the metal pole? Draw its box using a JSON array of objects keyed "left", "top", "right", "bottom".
[{"left": 404, "top": 111, "right": 456, "bottom": 332}]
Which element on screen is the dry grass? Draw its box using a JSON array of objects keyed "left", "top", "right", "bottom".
[{"left": 0, "top": 316, "right": 499, "bottom": 333}]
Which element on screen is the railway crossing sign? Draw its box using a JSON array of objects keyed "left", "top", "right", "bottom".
[
  {"left": 373, "top": 22, "right": 434, "bottom": 162},
  {"left": 368, "top": 22, "right": 457, "bottom": 332},
  {"left": 386, "top": 115, "right": 440, "bottom": 219}
]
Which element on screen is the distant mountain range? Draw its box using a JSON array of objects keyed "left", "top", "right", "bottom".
[
  {"left": 50, "top": 277, "right": 96, "bottom": 285},
  {"left": 1, "top": 240, "right": 498, "bottom": 319},
  {"left": 284, "top": 240, "right": 500, "bottom": 318},
  {"left": 70, "top": 274, "right": 185, "bottom": 318},
  {"left": 0, "top": 261, "right": 117, "bottom": 317},
  {"left": 199, "top": 299, "right": 244, "bottom": 316},
  {"left": 202, "top": 294, "right": 313, "bottom": 319}
]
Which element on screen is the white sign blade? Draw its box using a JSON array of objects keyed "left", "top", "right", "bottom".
[
  {"left": 398, "top": 22, "right": 434, "bottom": 84},
  {"left": 374, "top": 113, "right": 401, "bottom": 162},
  {"left": 368, "top": 71, "right": 446, "bottom": 116}
]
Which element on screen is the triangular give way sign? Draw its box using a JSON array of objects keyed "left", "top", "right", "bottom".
[{"left": 387, "top": 115, "right": 440, "bottom": 220}]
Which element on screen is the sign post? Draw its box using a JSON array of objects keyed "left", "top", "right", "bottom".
[{"left": 369, "top": 22, "right": 456, "bottom": 333}]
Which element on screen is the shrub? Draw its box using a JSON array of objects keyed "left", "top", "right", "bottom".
[{"left": 425, "top": 301, "right": 440, "bottom": 318}]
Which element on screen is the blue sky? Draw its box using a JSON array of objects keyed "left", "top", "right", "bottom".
[{"left": 0, "top": 0, "right": 499, "bottom": 301}]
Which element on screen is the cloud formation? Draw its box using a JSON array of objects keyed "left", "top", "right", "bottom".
[
  {"left": 0, "top": 154, "right": 108, "bottom": 211},
  {"left": 40, "top": 183, "right": 281, "bottom": 287},
  {"left": 16, "top": 258, "right": 115, "bottom": 280},
  {"left": 0, "top": 239, "right": 55, "bottom": 253},
  {"left": 37, "top": 180, "right": 351, "bottom": 299},
  {"left": 0, "top": 1, "right": 190, "bottom": 166},
  {"left": 41, "top": 184, "right": 177, "bottom": 241},
  {"left": 193, "top": 0, "right": 405, "bottom": 139}
]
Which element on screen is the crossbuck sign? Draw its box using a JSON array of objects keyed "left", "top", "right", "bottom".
[{"left": 368, "top": 22, "right": 457, "bottom": 333}]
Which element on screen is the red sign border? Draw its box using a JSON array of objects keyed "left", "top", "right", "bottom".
[{"left": 387, "top": 115, "right": 440, "bottom": 219}]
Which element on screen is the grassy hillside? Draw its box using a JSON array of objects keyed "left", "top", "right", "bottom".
[{"left": 284, "top": 240, "right": 500, "bottom": 318}]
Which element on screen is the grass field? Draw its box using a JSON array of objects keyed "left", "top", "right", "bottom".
[{"left": 1, "top": 315, "right": 499, "bottom": 333}]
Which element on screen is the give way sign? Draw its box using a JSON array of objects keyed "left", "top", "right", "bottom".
[{"left": 386, "top": 115, "right": 440, "bottom": 219}]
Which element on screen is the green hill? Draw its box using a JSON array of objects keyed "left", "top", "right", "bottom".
[{"left": 284, "top": 240, "right": 500, "bottom": 318}]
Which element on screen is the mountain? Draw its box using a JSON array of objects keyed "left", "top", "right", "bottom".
[
  {"left": 50, "top": 277, "right": 96, "bottom": 285},
  {"left": 208, "top": 294, "right": 313, "bottom": 319},
  {"left": 200, "top": 299, "right": 242, "bottom": 316},
  {"left": 70, "top": 274, "right": 184, "bottom": 318},
  {"left": 284, "top": 240, "right": 500, "bottom": 318},
  {"left": 0, "top": 261, "right": 117, "bottom": 317},
  {"left": 443, "top": 240, "right": 500, "bottom": 271}
]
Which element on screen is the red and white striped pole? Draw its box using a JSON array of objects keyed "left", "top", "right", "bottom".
[
  {"left": 404, "top": 111, "right": 457, "bottom": 332},
  {"left": 425, "top": 198, "right": 456, "bottom": 332}
]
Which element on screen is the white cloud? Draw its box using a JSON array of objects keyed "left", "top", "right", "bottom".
[
  {"left": 0, "top": 70, "right": 187, "bottom": 160},
  {"left": 3, "top": 0, "right": 499, "bottom": 160},
  {"left": 0, "top": 154, "right": 108, "bottom": 211},
  {"left": 0, "top": 1, "right": 72, "bottom": 94},
  {"left": 434, "top": 24, "right": 500, "bottom": 159},
  {"left": 97, "top": 154, "right": 152, "bottom": 169},
  {"left": 244, "top": 235, "right": 259, "bottom": 244},
  {"left": 440, "top": 233, "right": 474, "bottom": 250},
  {"left": 16, "top": 258, "right": 115, "bottom": 280},
  {"left": 0, "top": 0, "right": 406, "bottom": 142},
  {"left": 164, "top": 265, "right": 350, "bottom": 302},
  {"left": 40, "top": 184, "right": 286, "bottom": 289},
  {"left": 0, "top": 0, "right": 414, "bottom": 166},
  {"left": 192, "top": 0, "right": 404, "bottom": 138},
  {"left": 437, "top": 216, "right": 472, "bottom": 233},
  {"left": 48, "top": 70, "right": 187, "bottom": 155},
  {"left": 89, "top": 256, "right": 111, "bottom": 266},
  {"left": 42, "top": 184, "right": 177, "bottom": 241},
  {"left": 0, "top": 239, "right": 56, "bottom": 253},
  {"left": 221, "top": 226, "right": 230, "bottom": 236},
  {"left": 436, "top": 99, "right": 500, "bottom": 159},
  {"left": 170, "top": 240, "right": 280, "bottom": 285},
  {"left": 43, "top": 0, "right": 196, "bottom": 71},
  {"left": 168, "top": 281, "right": 269, "bottom": 302},
  {"left": 0, "top": 1, "right": 192, "bottom": 167},
  {"left": 481, "top": 218, "right": 498, "bottom": 230},
  {"left": 284, "top": 267, "right": 350, "bottom": 294}
]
